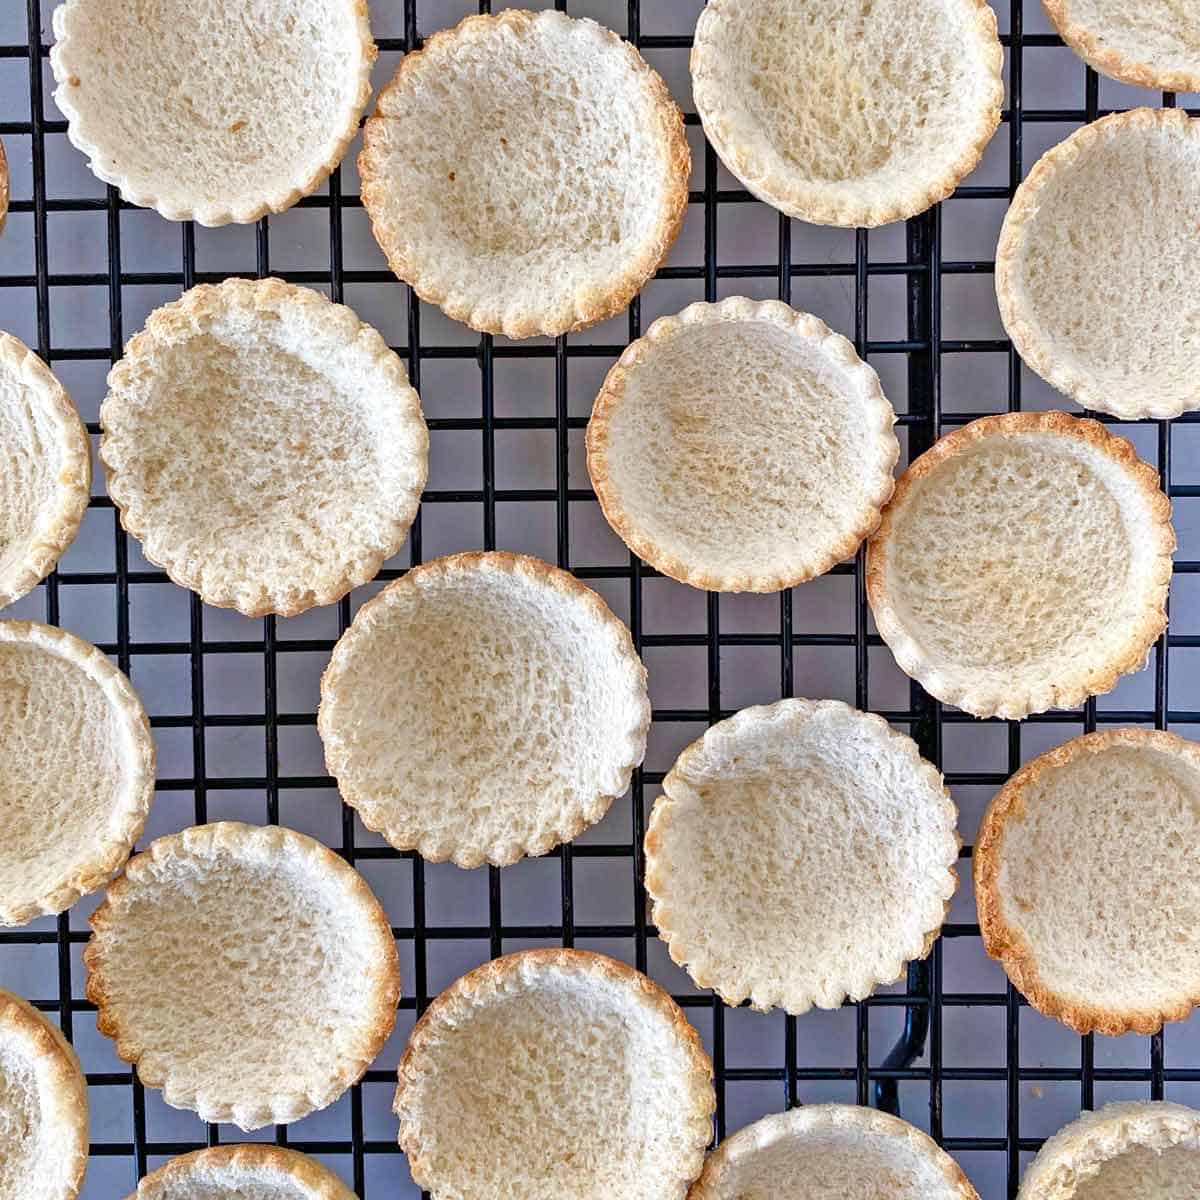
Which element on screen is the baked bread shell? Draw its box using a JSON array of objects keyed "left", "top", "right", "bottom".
[{"left": 129, "top": 1145, "right": 356, "bottom": 1200}]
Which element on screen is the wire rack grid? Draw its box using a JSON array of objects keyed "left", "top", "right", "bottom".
[{"left": 2, "top": 1, "right": 1200, "bottom": 1197}]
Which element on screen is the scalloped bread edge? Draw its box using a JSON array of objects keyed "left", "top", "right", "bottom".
[
  {"left": 866, "top": 411, "right": 1174, "bottom": 720},
  {"left": 689, "top": 1104, "right": 979, "bottom": 1199},
  {"left": 689, "top": 0, "right": 1004, "bottom": 228},
  {"left": 644, "top": 698, "right": 959, "bottom": 1014},
  {"left": 99, "top": 277, "right": 428, "bottom": 618},
  {"left": 84, "top": 821, "right": 401, "bottom": 1130},
  {"left": 131, "top": 1145, "right": 357, "bottom": 1200},
  {"left": 1042, "top": 1, "right": 1200, "bottom": 93},
  {"left": 586, "top": 297, "right": 899, "bottom": 592},
  {"left": 0, "top": 620, "right": 154, "bottom": 926},
  {"left": 996, "top": 108, "right": 1200, "bottom": 420},
  {"left": 358, "top": 9, "right": 690, "bottom": 338},
  {"left": 49, "top": 0, "right": 377, "bottom": 227},
  {"left": 394, "top": 947, "right": 715, "bottom": 1197},
  {"left": 0, "top": 332, "right": 91, "bottom": 610},
  {"left": 976, "top": 727, "right": 1200, "bottom": 1036},
  {"left": 1017, "top": 1101, "right": 1200, "bottom": 1199},
  {"left": 318, "top": 550, "right": 651, "bottom": 868},
  {"left": 0, "top": 987, "right": 89, "bottom": 1200}
]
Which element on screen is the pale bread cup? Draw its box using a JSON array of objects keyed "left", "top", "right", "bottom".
[
  {"left": 50, "top": 0, "right": 375, "bottom": 225},
  {"left": 690, "top": 0, "right": 1003, "bottom": 227},
  {"left": 1018, "top": 1101, "right": 1200, "bottom": 1199},
  {"left": 690, "top": 1105, "right": 978, "bottom": 1200},
  {"left": 100, "top": 278, "right": 428, "bottom": 618},
  {"left": 359, "top": 9, "right": 689, "bottom": 337},
  {"left": 85, "top": 822, "right": 400, "bottom": 1131},
  {"left": 128, "top": 1145, "right": 356, "bottom": 1200},
  {"left": 977, "top": 728, "right": 1200, "bottom": 1036},
  {"left": 394, "top": 949, "right": 714, "bottom": 1200},
  {"left": 0, "top": 620, "right": 154, "bottom": 926},
  {"left": 0, "top": 333, "right": 89, "bottom": 610},
  {"left": 586, "top": 298, "right": 898, "bottom": 592},
  {"left": 997, "top": 109, "right": 1200, "bottom": 419},
  {"left": 319, "top": 552, "right": 650, "bottom": 868},
  {"left": 867, "top": 412, "right": 1173, "bottom": 720},
  {"left": 645, "top": 699, "right": 959, "bottom": 1014},
  {"left": 0, "top": 989, "right": 88, "bottom": 1200},
  {"left": 1043, "top": 1, "right": 1200, "bottom": 92}
]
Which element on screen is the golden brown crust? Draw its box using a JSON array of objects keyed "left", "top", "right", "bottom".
[
  {"left": 359, "top": 9, "right": 690, "bottom": 338},
  {"left": 0, "top": 988, "right": 89, "bottom": 1200},
  {"left": 866, "top": 410, "right": 1174, "bottom": 720},
  {"left": 585, "top": 298, "right": 899, "bottom": 593},
  {"left": 394, "top": 947, "right": 715, "bottom": 1197},
  {"left": 0, "top": 137, "right": 9, "bottom": 234},
  {"left": 318, "top": 550, "right": 651, "bottom": 868},
  {"left": 132, "top": 1144, "right": 357, "bottom": 1199},
  {"left": 0, "top": 620, "right": 155, "bottom": 926},
  {"left": 0, "top": 333, "right": 91, "bottom": 611},
  {"left": 690, "top": 0, "right": 1003, "bottom": 228},
  {"left": 1042, "top": 0, "right": 1200, "bottom": 93},
  {"left": 85, "top": 821, "right": 400, "bottom": 1129},
  {"left": 996, "top": 108, "right": 1200, "bottom": 419},
  {"left": 975, "top": 727, "right": 1200, "bottom": 1036}
]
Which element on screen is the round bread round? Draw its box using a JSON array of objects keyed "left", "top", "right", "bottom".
[
  {"left": 644, "top": 699, "right": 959, "bottom": 1014},
  {"left": 50, "top": 0, "right": 375, "bottom": 226},
  {"left": 690, "top": 0, "right": 1003, "bottom": 227},
  {"left": 586, "top": 298, "right": 898, "bottom": 592},
  {"left": 867, "top": 412, "right": 1173, "bottom": 720},
  {"left": 0, "top": 621, "right": 154, "bottom": 926},
  {"left": 996, "top": 109, "right": 1200, "bottom": 419},
  {"left": 1018, "top": 1101, "right": 1200, "bottom": 1199},
  {"left": 0, "top": 989, "right": 88, "bottom": 1200},
  {"left": 85, "top": 821, "right": 400, "bottom": 1130},
  {"left": 130, "top": 1145, "right": 356, "bottom": 1200},
  {"left": 0, "top": 333, "right": 90, "bottom": 610},
  {"left": 1043, "top": 1, "right": 1200, "bottom": 92},
  {"left": 690, "top": 1104, "right": 978, "bottom": 1200},
  {"left": 100, "top": 278, "right": 428, "bottom": 617},
  {"left": 319, "top": 551, "right": 650, "bottom": 868},
  {"left": 358, "top": 10, "right": 689, "bottom": 338},
  {"left": 977, "top": 728, "right": 1200, "bottom": 1036},
  {"left": 394, "top": 949, "right": 714, "bottom": 1200}
]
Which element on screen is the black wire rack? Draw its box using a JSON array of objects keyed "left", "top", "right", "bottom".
[{"left": 3, "top": 1, "right": 1200, "bottom": 1197}]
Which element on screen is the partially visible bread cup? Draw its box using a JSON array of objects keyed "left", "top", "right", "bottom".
[
  {"left": 1018, "top": 1101, "right": 1200, "bottom": 1199},
  {"left": 867, "top": 412, "right": 1173, "bottom": 720},
  {"left": 586, "top": 298, "right": 898, "bottom": 592},
  {"left": 129, "top": 1145, "right": 356, "bottom": 1200},
  {"left": 0, "top": 332, "right": 90, "bottom": 610},
  {"left": 359, "top": 9, "right": 689, "bottom": 337},
  {"left": 394, "top": 948, "right": 714, "bottom": 1199},
  {"left": 0, "top": 138, "right": 8, "bottom": 233},
  {"left": 690, "top": 0, "right": 1003, "bottom": 227},
  {"left": 0, "top": 620, "right": 154, "bottom": 926}
]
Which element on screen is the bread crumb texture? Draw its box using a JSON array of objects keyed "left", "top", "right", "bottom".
[
  {"left": 867, "top": 412, "right": 1173, "bottom": 719},
  {"left": 690, "top": 1104, "right": 978, "bottom": 1199},
  {"left": 0, "top": 988, "right": 88, "bottom": 1200},
  {"left": 690, "top": 0, "right": 1002, "bottom": 226},
  {"left": 50, "top": 0, "right": 376, "bottom": 225},
  {"left": 0, "top": 620, "right": 154, "bottom": 927},
  {"left": 100, "top": 278, "right": 428, "bottom": 617},
  {"left": 1018, "top": 1101, "right": 1200, "bottom": 1199},
  {"left": 359, "top": 9, "right": 690, "bottom": 337},
  {"left": 997, "top": 109, "right": 1200, "bottom": 419},
  {"left": 1043, "top": 0, "right": 1200, "bottom": 91},
  {"left": 645, "top": 699, "right": 958, "bottom": 1014},
  {"left": 395, "top": 949, "right": 714, "bottom": 1199},
  {"left": 85, "top": 822, "right": 400, "bottom": 1130},
  {"left": 0, "top": 332, "right": 90, "bottom": 611},
  {"left": 586, "top": 298, "right": 898, "bottom": 592},
  {"left": 132, "top": 1145, "right": 357, "bottom": 1200},
  {"left": 977, "top": 729, "right": 1200, "bottom": 1035},
  {"left": 319, "top": 552, "right": 650, "bottom": 868}
]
